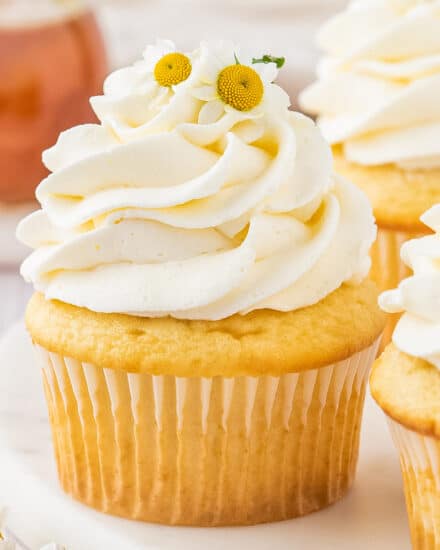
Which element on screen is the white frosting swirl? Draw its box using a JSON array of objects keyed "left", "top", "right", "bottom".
[
  {"left": 380, "top": 204, "right": 440, "bottom": 368},
  {"left": 300, "top": 0, "right": 440, "bottom": 169},
  {"left": 18, "top": 41, "right": 376, "bottom": 320}
]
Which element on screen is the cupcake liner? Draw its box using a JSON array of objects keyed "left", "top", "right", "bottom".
[
  {"left": 34, "top": 339, "right": 379, "bottom": 526},
  {"left": 370, "top": 227, "right": 422, "bottom": 350},
  {"left": 388, "top": 419, "right": 440, "bottom": 549}
]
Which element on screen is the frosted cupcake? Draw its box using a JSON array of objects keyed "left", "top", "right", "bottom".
[
  {"left": 371, "top": 204, "right": 440, "bottom": 548},
  {"left": 18, "top": 41, "right": 385, "bottom": 526},
  {"left": 300, "top": 0, "right": 440, "bottom": 347}
]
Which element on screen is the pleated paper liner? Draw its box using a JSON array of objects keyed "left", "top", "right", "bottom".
[
  {"left": 370, "top": 227, "right": 423, "bottom": 351},
  {"left": 388, "top": 420, "right": 440, "bottom": 550},
  {"left": 36, "top": 338, "right": 379, "bottom": 526}
]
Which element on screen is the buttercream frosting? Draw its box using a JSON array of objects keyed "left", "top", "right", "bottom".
[
  {"left": 18, "top": 40, "right": 376, "bottom": 320},
  {"left": 300, "top": 0, "right": 440, "bottom": 169},
  {"left": 380, "top": 204, "right": 440, "bottom": 368}
]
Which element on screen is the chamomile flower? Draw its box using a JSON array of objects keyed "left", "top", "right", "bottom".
[
  {"left": 92, "top": 39, "right": 200, "bottom": 138},
  {"left": 101, "top": 39, "right": 192, "bottom": 100},
  {"left": 143, "top": 39, "right": 193, "bottom": 88},
  {"left": 192, "top": 42, "right": 289, "bottom": 125}
]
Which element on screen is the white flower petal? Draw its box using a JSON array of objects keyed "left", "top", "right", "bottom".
[
  {"left": 143, "top": 39, "right": 176, "bottom": 72},
  {"left": 156, "top": 39, "right": 176, "bottom": 52},
  {"left": 264, "top": 84, "right": 291, "bottom": 112},
  {"left": 147, "top": 39, "right": 176, "bottom": 60},
  {"left": 198, "top": 99, "right": 225, "bottom": 124},
  {"left": 224, "top": 104, "right": 264, "bottom": 119},
  {"left": 208, "top": 41, "right": 237, "bottom": 71},
  {"left": 199, "top": 64, "right": 220, "bottom": 85},
  {"left": 235, "top": 46, "right": 254, "bottom": 67},
  {"left": 254, "top": 62, "right": 278, "bottom": 84},
  {"left": 192, "top": 85, "right": 217, "bottom": 101},
  {"left": 210, "top": 40, "right": 237, "bottom": 63}
]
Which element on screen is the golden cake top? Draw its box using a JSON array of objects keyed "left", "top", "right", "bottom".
[
  {"left": 371, "top": 344, "right": 440, "bottom": 439},
  {"left": 26, "top": 280, "right": 385, "bottom": 376}
]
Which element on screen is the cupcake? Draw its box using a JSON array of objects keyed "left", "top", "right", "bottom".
[
  {"left": 18, "top": 40, "right": 385, "bottom": 526},
  {"left": 299, "top": 0, "right": 440, "bottom": 347},
  {"left": 371, "top": 204, "right": 440, "bottom": 549}
]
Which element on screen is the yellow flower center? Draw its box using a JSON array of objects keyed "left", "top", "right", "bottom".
[
  {"left": 217, "top": 64, "right": 264, "bottom": 111},
  {"left": 154, "top": 52, "right": 192, "bottom": 87}
]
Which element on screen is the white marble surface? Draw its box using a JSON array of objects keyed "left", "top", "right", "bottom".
[{"left": 0, "top": 323, "right": 411, "bottom": 550}]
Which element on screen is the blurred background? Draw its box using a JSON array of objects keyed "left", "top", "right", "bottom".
[{"left": 0, "top": 0, "right": 346, "bottom": 332}]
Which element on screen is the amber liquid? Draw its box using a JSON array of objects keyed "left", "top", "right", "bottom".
[{"left": 0, "top": 10, "right": 107, "bottom": 202}]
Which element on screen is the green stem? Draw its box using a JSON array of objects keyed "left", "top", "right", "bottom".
[{"left": 252, "top": 54, "right": 285, "bottom": 69}]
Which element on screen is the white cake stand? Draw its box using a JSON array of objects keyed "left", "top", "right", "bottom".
[{"left": 0, "top": 322, "right": 411, "bottom": 550}]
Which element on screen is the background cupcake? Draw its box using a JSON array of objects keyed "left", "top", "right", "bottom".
[
  {"left": 299, "top": 0, "right": 440, "bottom": 347},
  {"left": 371, "top": 204, "right": 440, "bottom": 549},
  {"left": 18, "top": 40, "right": 384, "bottom": 526}
]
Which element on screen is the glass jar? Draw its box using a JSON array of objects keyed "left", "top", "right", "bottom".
[{"left": 0, "top": 2, "right": 107, "bottom": 202}]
